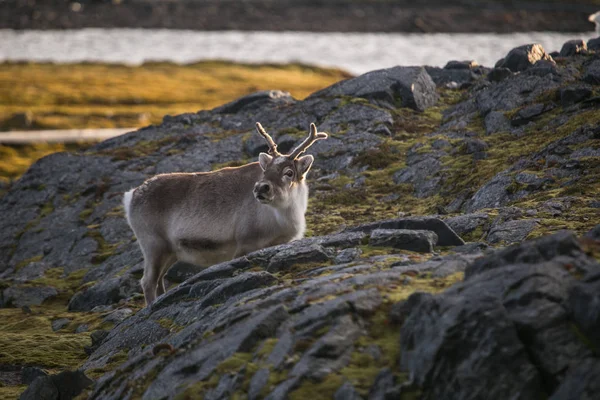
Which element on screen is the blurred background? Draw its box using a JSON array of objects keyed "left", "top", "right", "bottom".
[{"left": 1, "top": 0, "right": 599, "bottom": 190}]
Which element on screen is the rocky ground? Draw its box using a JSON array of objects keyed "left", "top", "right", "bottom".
[
  {"left": 1, "top": 37, "right": 600, "bottom": 399},
  {"left": 2, "top": 0, "right": 600, "bottom": 33}
]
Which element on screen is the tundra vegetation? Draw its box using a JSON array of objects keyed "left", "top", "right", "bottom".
[
  {"left": 1, "top": 40, "right": 600, "bottom": 399},
  {"left": 0, "top": 61, "right": 351, "bottom": 193}
]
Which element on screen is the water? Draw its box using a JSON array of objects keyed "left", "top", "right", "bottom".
[{"left": 0, "top": 29, "right": 596, "bottom": 74}]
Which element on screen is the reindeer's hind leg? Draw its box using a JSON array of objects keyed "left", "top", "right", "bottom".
[
  {"left": 156, "top": 253, "right": 177, "bottom": 297},
  {"left": 139, "top": 239, "right": 171, "bottom": 305}
]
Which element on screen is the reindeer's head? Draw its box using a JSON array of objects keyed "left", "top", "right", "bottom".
[{"left": 253, "top": 122, "right": 328, "bottom": 206}]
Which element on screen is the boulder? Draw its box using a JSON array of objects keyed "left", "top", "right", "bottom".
[
  {"left": 444, "top": 213, "right": 488, "bottom": 236},
  {"left": 588, "top": 37, "right": 600, "bottom": 51},
  {"left": 487, "top": 67, "right": 512, "bottom": 82},
  {"left": 560, "top": 39, "right": 587, "bottom": 57},
  {"left": 21, "top": 367, "right": 48, "bottom": 385},
  {"left": 213, "top": 90, "right": 295, "bottom": 115},
  {"left": 310, "top": 66, "right": 438, "bottom": 111},
  {"left": 1, "top": 286, "right": 58, "bottom": 308},
  {"left": 19, "top": 370, "right": 92, "bottom": 400},
  {"left": 51, "top": 318, "right": 71, "bottom": 332},
  {"left": 369, "top": 229, "right": 438, "bottom": 253},
  {"left": 583, "top": 60, "right": 600, "bottom": 84},
  {"left": 400, "top": 231, "right": 600, "bottom": 399},
  {"left": 484, "top": 110, "right": 511, "bottom": 134},
  {"left": 560, "top": 84, "right": 593, "bottom": 106},
  {"left": 348, "top": 217, "right": 464, "bottom": 246},
  {"left": 68, "top": 274, "right": 140, "bottom": 312},
  {"left": 496, "top": 43, "right": 554, "bottom": 72},
  {"left": 486, "top": 219, "right": 539, "bottom": 244}
]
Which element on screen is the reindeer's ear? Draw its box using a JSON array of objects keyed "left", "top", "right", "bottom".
[
  {"left": 296, "top": 155, "right": 314, "bottom": 177},
  {"left": 258, "top": 153, "right": 273, "bottom": 171}
]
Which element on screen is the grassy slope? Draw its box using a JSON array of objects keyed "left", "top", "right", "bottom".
[
  {"left": 0, "top": 61, "right": 351, "bottom": 131},
  {"left": 0, "top": 61, "right": 351, "bottom": 185}
]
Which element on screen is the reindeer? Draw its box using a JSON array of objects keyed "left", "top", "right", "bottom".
[{"left": 123, "top": 123, "right": 328, "bottom": 305}]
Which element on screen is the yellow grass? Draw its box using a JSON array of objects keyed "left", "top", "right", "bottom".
[
  {"left": 0, "top": 61, "right": 351, "bottom": 130},
  {"left": 0, "top": 61, "right": 350, "bottom": 187}
]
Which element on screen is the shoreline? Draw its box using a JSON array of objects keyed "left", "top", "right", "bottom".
[{"left": 2, "top": 1, "right": 599, "bottom": 33}]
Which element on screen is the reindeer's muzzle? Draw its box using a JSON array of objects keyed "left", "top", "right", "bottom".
[{"left": 253, "top": 182, "right": 273, "bottom": 203}]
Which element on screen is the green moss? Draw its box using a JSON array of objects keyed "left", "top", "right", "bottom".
[
  {"left": 86, "top": 350, "right": 129, "bottom": 379},
  {"left": 288, "top": 375, "right": 345, "bottom": 400},
  {"left": 174, "top": 375, "right": 220, "bottom": 400},
  {"left": 79, "top": 208, "right": 93, "bottom": 220},
  {"left": 215, "top": 352, "right": 254, "bottom": 375},
  {"left": 351, "top": 142, "right": 401, "bottom": 170},
  {"left": 256, "top": 338, "right": 279, "bottom": 359},
  {"left": 14, "top": 254, "right": 43, "bottom": 271},
  {"left": 156, "top": 317, "right": 184, "bottom": 333},
  {"left": 87, "top": 229, "right": 123, "bottom": 264},
  {"left": 0, "top": 386, "right": 27, "bottom": 400}
]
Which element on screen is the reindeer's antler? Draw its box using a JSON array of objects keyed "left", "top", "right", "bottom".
[
  {"left": 255, "top": 122, "right": 280, "bottom": 156},
  {"left": 287, "top": 123, "right": 328, "bottom": 160}
]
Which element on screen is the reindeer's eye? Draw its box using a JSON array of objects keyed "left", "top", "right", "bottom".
[{"left": 284, "top": 170, "right": 294, "bottom": 178}]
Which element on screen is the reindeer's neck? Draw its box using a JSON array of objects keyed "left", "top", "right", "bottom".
[{"left": 268, "top": 182, "right": 308, "bottom": 240}]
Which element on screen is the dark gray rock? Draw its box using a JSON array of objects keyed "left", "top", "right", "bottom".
[
  {"left": 445, "top": 60, "right": 479, "bottom": 70},
  {"left": 51, "top": 318, "right": 70, "bottom": 332},
  {"left": 476, "top": 71, "right": 559, "bottom": 116},
  {"left": 392, "top": 154, "right": 442, "bottom": 198},
  {"left": 348, "top": 217, "right": 464, "bottom": 246},
  {"left": 588, "top": 37, "right": 600, "bottom": 51},
  {"left": 568, "top": 280, "right": 600, "bottom": 348},
  {"left": 248, "top": 368, "right": 270, "bottom": 400},
  {"left": 401, "top": 289, "right": 543, "bottom": 398},
  {"left": 451, "top": 242, "right": 489, "bottom": 254},
  {"left": 497, "top": 43, "right": 554, "bottom": 72},
  {"left": 213, "top": 90, "right": 295, "bottom": 115},
  {"left": 310, "top": 66, "right": 438, "bottom": 111},
  {"left": 583, "top": 60, "right": 600, "bottom": 85},
  {"left": 19, "top": 375, "right": 58, "bottom": 400},
  {"left": 466, "top": 173, "right": 512, "bottom": 212},
  {"left": 334, "top": 381, "right": 363, "bottom": 400},
  {"left": 465, "top": 230, "right": 585, "bottom": 279},
  {"left": 335, "top": 248, "right": 362, "bottom": 264},
  {"left": 369, "top": 229, "right": 438, "bottom": 253},
  {"left": 1, "top": 286, "right": 58, "bottom": 308},
  {"left": 267, "top": 244, "right": 332, "bottom": 272},
  {"left": 75, "top": 324, "right": 89, "bottom": 333},
  {"left": 165, "top": 261, "right": 204, "bottom": 283},
  {"left": 484, "top": 110, "right": 511, "bottom": 134},
  {"left": 424, "top": 66, "right": 484, "bottom": 86},
  {"left": 486, "top": 219, "right": 539, "bottom": 244},
  {"left": 487, "top": 67, "right": 513, "bottom": 82},
  {"left": 462, "top": 138, "right": 488, "bottom": 155},
  {"left": 444, "top": 213, "right": 488, "bottom": 236},
  {"left": 103, "top": 308, "right": 133, "bottom": 324},
  {"left": 19, "top": 370, "right": 92, "bottom": 400},
  {"left": 511, "top": 103, "right": 552, "bottom": 126},
  {"left": 21, "top": 367, "right": 48, "bottom": 385},
  {"left": 13, "top": 261, "right": 54, "bottom": 283},
  {"left": 368, "top": 368, "right": 396, "bottom": 400},
  {"left": 584, "top": 224, "right": 600, "bottom": 240},
  {"left": 84, "top": 329, "right": 109, "bottom": 355},
  {"left": 50, "top": 370, "right": 93, "bottom": 400},
  {"left": 550, "top": 358, "right": 600, "bottom": 400},
  {"left": 560, "top": 84, "right": 593, "bottom": 106},
  {"left": 560, "top": 39, "right": 587, "bottom": 57},
  {"left": 68, "top": 274, "right": 140, "bottom": 312}
]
